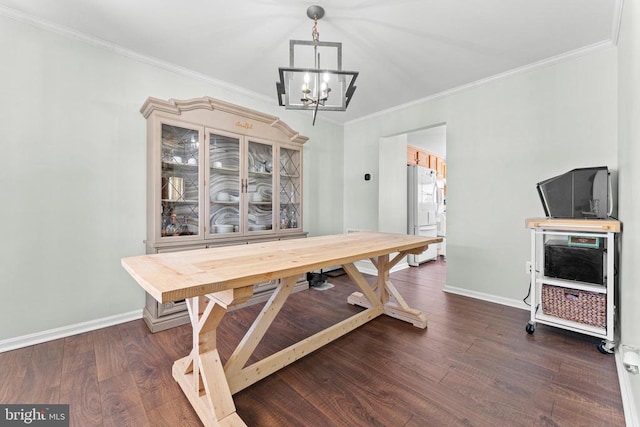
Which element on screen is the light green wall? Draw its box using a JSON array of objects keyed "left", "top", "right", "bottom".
[
  {"left": 0, "top": 15, "right": 343, "bottom": 341},
  {"left": 617, "top": 0, "right": 640, "bottom": 416},
  {"left": 379, "top": 134, "right": 408, "bottom": 234},
  {"left": 344, "top": 47, "right": 618, "bottom": 305}
]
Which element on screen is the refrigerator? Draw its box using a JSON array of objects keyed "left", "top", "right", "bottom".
[{"left": 407, "top": 165, "right": 438, "bottom": 266}]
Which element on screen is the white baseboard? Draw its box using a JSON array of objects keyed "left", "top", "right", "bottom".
[
  {"left": 443, "top": 285, "right": 530, "bottom": 311},
  {"left": 0, "top": 309, "right": 143, "bottom": 353},
  {"left": 616, "top": 348, "right": 640, "bottom": 427}
]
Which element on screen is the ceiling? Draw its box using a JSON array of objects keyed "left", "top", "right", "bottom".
[{"left": 0, "top": 0, "right": 622, "bottom": 124}]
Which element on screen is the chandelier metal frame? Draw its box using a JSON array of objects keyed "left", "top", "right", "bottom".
[{"left": 276, "top": 5, "right": 358, "bottom": 125}]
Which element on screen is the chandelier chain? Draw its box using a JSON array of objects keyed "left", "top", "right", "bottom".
[{"left": 312, "top": 17, "right": 319, "bottom": 44}]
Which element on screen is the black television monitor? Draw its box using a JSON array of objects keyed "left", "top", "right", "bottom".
[{"left": 536, "top": 166, "right": 611, "bottom": 219}]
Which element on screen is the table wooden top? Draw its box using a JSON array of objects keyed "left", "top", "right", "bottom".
[{"left": 121, "top": 232, "right": 442, "bottom": 304}]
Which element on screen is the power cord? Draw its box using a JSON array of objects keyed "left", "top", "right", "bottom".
[{"left": 522, "top": 279, "right": 531, "bottom": 306}]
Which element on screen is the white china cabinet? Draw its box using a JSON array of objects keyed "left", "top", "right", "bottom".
[{"left": 140, "top": 96, "right": 308, "bottom": 332}]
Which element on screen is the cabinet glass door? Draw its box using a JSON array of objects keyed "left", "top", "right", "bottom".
[
  {"left": 160, "top": 124, "right": 200, "bottom": 238},
  {"left": 247, "top": 140, "right": 274, "bottom": 232},
  {"left": 279, "top": 146, "right": 301, "bottom": 230},
  {"left": 209, "top": 132, "right": 241, "bottom": 236}
]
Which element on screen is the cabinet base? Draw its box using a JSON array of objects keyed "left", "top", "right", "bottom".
[
  {"left": 143, "top": 281, "right": 309, "bottom": 333},
  {"left": 143, "top": 307, "right": 191, "bottom": 333}
]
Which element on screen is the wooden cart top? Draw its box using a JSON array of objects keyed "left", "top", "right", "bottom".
[
  {"left": 525, "top": 217, "right": 621, "bottom": 233},
  {"left": 121, "top": 231, "right": 442, "bottom": 304}
]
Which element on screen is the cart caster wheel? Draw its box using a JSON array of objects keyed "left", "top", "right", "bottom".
[
  {"left": 525, "top": 323, "right": 535, "bottom": 334},
  {"left": 597, "top": 340, "right": 615, "bottom": 355}
]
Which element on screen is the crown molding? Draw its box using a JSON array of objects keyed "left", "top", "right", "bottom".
[{"left": 346, "top": 40, "right": 616, "bottom": 126}]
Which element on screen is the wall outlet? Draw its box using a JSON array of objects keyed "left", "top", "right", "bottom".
[
  {"left": 622, "top": 345, "right": 640, "bottom": 375},
  {"left": 525, "top": 261, "right": 532, "bottom": 275}
]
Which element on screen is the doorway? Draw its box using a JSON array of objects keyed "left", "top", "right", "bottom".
[
  {"left": 378, "top": 123, "right": 447, "bottom": 258},
  {"left": 407, "top": 124, "right": 447, "bottom": 258}
]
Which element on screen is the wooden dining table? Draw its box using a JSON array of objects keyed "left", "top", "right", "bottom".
[{"left": 121, "top": 231, "right": 442, "bottom": 427}]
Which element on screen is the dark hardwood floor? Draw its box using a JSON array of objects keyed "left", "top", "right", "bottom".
[{"left": 0, "top": 258, "right": 625, "bottom": 426}]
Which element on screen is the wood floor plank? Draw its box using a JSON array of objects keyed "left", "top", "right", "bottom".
[
  {"left": 332, "top": 322, "right": 452, "bottom": 384},
  {"left": 62, "top": 330, "right": 95, "bottom": 355},
  {"left": 128, "top": 355, "right": 179, "bottom": 413},
  {"left": 19, "top": 339, "right": 64, "bottom": 404},
  {"left": 462, "top": 339, "right": 559, "bottom": 391},
  {"left": 234, "top": 375, "right": 336, "bottom": 426},
  {"left": 145, "top": 396, "right": 202, "bottom": 426},
  {"left": 118, "top": 320, "right": 171, "bottom": 364},
  {"left": 93, "top": 326, "right": 130, "bottom": 382},
  {"left": 149, "top": 322, "right": 193, "bottom": 363},
  {"left": 312, "top": 347, "right": 428, "bottom": 426},
  {"left": 0, "top": 346, "right": 32, "bottom": 403},
  {"left": 557, "top": 357, "right": 621, "bottom": 394},
  {"left": 62, "top": 332, "right": 97, "bottom": 376},
  {"left": 549, "top": 393, "right": 624, "bottom": 426},
  {"left": 99, "top": 370, "right": 150, "bottom": 427},
  {"left": 59, "top": 353, "right": 103, "bottom": 427},
  {"left": 551, "top": 360, "right": 624, "bottom": 410},
  {"left": 439, "top": 369, "right": 548, "bottom": 425}
]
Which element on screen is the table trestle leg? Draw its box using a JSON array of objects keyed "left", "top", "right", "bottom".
[
  {"left": 347, "top": 251, "right": 428, "bottom": 329},
  {"left": 173, "top": 289, "right": 253, "bottom": 427},
  {"left": 224, "top": 275, "right": 298, "bottom": 378},
  {"left": 343, "top": 262, "right": 383, "bottom": 307},
  {"left": 377, "top": 255, "right": 391, "bottom": 304}
]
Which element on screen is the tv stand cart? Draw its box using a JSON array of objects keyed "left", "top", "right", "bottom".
[{"left": 525, "top": 218, "right": 621, "bottom": 354}]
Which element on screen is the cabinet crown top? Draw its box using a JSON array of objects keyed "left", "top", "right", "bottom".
[{"left": 140, "top": 96, "right": 308, "bottom": 144}]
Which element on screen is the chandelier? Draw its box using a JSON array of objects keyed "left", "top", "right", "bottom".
[{"left": 276, "top": 5, "right": 359, "bottom": 125}]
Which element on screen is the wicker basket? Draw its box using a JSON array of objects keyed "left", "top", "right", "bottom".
[{"left": 541, "top": 285, "right": 606, "bottom": 328}]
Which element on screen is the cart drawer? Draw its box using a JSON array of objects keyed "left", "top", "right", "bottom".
[{"left": 541, "top": 285, "right": 606, "bottom": 328}]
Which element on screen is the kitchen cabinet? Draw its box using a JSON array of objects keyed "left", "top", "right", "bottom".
[
  {"left": 406, "top": 145, "right": 446, "bottom": 179},
  {"left": 417, "top": 150, "right": 429, "bottom": 167},
  {"left": 525, "top": 218, "right": 621, "bottom": 354},
  {"left": 140, "top": 96, "right": 309, "bottom": 332},
  {"left": 407, "top": 145, "right": 418, "bottom": 165},
  {"left": 428, "top": 154, "right": 437, "bottom": 170}
]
